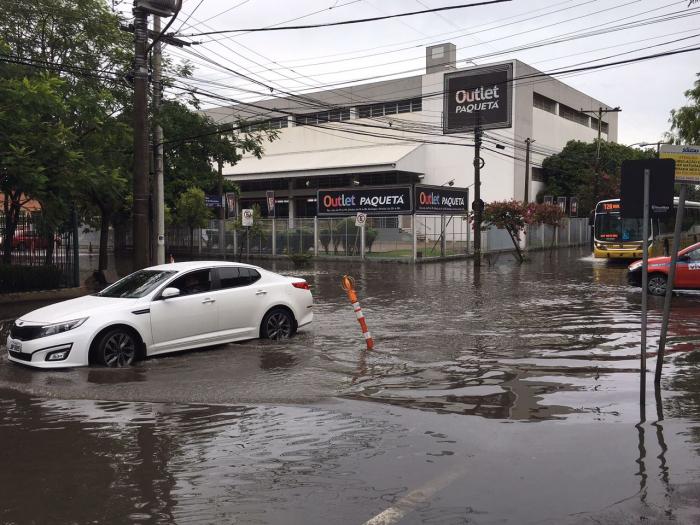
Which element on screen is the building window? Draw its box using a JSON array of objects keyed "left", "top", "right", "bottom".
[
  {"left": 295, "top": 109, "right": 350, "bottom": 126},
  {"left": 590, "top": 117, "right": 610, "bottom": 135},
  {"left": 533, "top": 93, "right": 556, "bottom": 114},
  {"left": 357, "top": 97, "right": 422, "bottom": 118},
  {"left": 241, "top": 116, "right": 288, "bottom": 132},
  {"left": 559, "top": 104, "right": 589, "bottom": 126},
  {"left": 531, "top": 167, "right": 545, "bottom": 182}
]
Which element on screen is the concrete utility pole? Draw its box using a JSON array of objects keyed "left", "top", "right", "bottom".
[
  {"left": 473, "top": 125, "right": 483, "bottom": 266},
  {"left": 524, "top": 138, "right": 534, "bottom": 203},
  {"left": 580, "top": 106, "right": 621, "bottom": 201},
  {"left": 218, "top": 151, "right": 225, "bottom": 254},
  {"left": 152, "top": 15, "right": 165, "bottom": 265},
  {"left": 132, "top": 5, "right": 150, "bottom": 270}
]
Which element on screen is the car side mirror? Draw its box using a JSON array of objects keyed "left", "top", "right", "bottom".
[{"left": 161, "top": 287, "right": 180, "bottom": 299}]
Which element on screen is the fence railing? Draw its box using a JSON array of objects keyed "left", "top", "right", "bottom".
[
  {"left": 159, "top": 216, "right": 590, "bottom": 262},
  {"left": 0, "top": 213, "right": 79, "bottom": 291}
]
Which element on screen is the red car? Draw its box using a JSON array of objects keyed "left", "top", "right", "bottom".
[
  {"left": 627, "top": 241, "right": 700, "bottom": 295},
  {"left": 12, "top": 231, "right": 61, "bottom": 251}
]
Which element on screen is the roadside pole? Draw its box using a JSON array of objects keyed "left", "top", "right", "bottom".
[
  {"left": 152, "top": 16, "right": 165, "bottom": 265},
  {"left": 473, "top": 126, "right": 483, "bottom": 266},
  {"left": 218, "top": 154, "right": 225, "bottom": 256},
  {"left": 656, "top": 184, "right": 687, "bottom": 386},
  {"left": 132, "top": 6, "right": 150, "bottom": 270},
  {"left": 524, "top": 138, "right": 532, "bottom": 203},
  {"left": 640, "top": 168, "right": 650, "bottom": 411}
]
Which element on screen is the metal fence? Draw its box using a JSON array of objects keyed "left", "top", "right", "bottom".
[
  {"left": 161, "top": 215, "right": 590, "bottom": 262},
  {"left": 0, "top": 213, "right": 79, "bottom": 291}
]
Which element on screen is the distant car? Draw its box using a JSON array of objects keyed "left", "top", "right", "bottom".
[
  {"left": 627, "top": 241, "right": 700, "bottom": 295},
  {"left": 12, "top": 231, "right": 61, "bottom": 251},
  {"left": 7, "top": 261, "right": 313, "bottom": 368}
]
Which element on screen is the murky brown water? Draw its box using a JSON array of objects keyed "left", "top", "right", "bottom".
[{"left": 1, "top": 247, "right": 700, "bottom": 524}]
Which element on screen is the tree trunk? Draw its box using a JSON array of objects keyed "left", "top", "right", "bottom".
[
  {"left": 98, "top": 207, "right": 110, "bottom": 271},
  {"left": 507, "top": 228, "right": 524, "bottom": 263}
]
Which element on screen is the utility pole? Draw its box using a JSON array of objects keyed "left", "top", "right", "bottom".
[
  {"left": 524, "top": 138, "right": 533, "bottom": 203},
  {"left": 580, "top": 106, "right": 621, "bottom": 202},
  {"left": 218, "top": 150, "right": 225, "bottom": 255},
  {"left": 473, "top": 124, "right": 483, "bottom": 267},
  {"left": 132, "top": 4, "right": 150, "bottom": 271},
  {"left": 152, "top": 15, "right": 165, "bottom": 265}
]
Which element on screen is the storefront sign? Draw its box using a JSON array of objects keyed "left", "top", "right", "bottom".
[
  {"left": 659, "top": 144, "right": 700, "bottom": 183},
  {"left": 570, "top": 197, "right": 578, "bottom": 217},
  {"left": 205, "top": 194, "right": 221, "bottom": 208},
  {"left": 225, "top": 192, "right": 238, "bottom": 219},
  {"left": 557, "top": 196, "right": 567, "bottom": 212},
  {"left": 443, "top": 63, "right": 513, "bottom": 133},
  {"left": 414, "top": 184, "right": 469, "bottom": 214},
  {"left": 266, "top": 190, "right": 275, "bottom": 217},
  {"left": 242, "top": 209, "right": 253, "bottom": 227},
  {"left": 317, "top": 186, "right": 412, "bottom": 215}
]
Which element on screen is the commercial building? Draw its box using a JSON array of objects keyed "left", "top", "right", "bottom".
[{"left": 205, "top": 43, "right": 618, "bottom": 221}]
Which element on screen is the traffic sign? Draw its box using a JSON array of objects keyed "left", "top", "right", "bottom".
[
  {"left": 355, "top": 213, "right": 367, "bottom": 227},
  {"left": 242, "top": 208, "right": 253, "bottom": 227}
]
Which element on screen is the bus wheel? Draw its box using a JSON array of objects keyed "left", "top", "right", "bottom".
[{"left": 648, "top": 274, "right": 667, "bottom": 296}]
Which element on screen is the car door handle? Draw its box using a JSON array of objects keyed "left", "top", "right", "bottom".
[
  {"left": 202, "top": 298, "right": 216, "bottom": 304},
  {"left": 256, "top": 290, "right": 267, "bottom": 295}
]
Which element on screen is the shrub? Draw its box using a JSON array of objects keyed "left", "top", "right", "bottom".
[{"left": 0, "top": 264, "right": 64, "bottom": 293}]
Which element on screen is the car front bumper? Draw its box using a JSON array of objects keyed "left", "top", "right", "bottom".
[{"left": 7, "top": 331, "right": 91, "bottom": 368}]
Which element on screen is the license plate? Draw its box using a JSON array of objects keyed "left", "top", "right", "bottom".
[{"left": 9, "top": 340, "right": 21, "bottom": 353}]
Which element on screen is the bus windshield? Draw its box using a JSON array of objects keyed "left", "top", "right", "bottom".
[{"left": 595, "top": 213, "right": 644, "bottom": 242}]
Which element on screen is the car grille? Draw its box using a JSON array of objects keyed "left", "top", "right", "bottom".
[
  {"left": 9, "top": 323, "right": 43, "bottom": 341},
  {"left": 8, "top": 350, "right": 31, "bottom": 362}
]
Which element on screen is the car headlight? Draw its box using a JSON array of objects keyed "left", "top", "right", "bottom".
[
  {"left": 628, "top": 262, "right": 642, "bottom": 271},
  {"left": 38, "top": 318, "right": 88, "bottom": 338}
]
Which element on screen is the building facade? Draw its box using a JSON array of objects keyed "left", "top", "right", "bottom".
[{"left": 205, "top": 43, "right": 618, "bottom": 221}]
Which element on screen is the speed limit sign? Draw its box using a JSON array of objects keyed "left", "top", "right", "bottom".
[
  {"left": 242, "top": 208, "right": 253, "bottom": 227},
  {"left": 355, "top": 212, "right": 367, "bottom": 227}
]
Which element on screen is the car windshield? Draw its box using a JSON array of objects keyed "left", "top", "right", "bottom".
[
  {"left": 96, "top": 270, "right": 176, "bottom": 298},
  {"left": 595, "top": 213, "right": 644, "bottom": 242}
]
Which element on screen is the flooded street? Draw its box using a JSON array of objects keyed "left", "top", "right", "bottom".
[{"left": 2, "top": 247, "right": 700, "bottom": 523}]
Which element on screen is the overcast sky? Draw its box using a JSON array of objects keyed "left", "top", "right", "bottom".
[{"left": 153, "top": 0, "right": 700, "bottom": 148}]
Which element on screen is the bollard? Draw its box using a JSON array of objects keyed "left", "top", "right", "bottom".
[{"left": 341, "top": 275, "right": 374, "bottom": 350}]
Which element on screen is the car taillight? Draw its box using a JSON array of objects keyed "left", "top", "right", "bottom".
[{"left": 292, "top": 281, "right": 310, "bottom": 290}]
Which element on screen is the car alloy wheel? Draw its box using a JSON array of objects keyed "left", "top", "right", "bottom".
[
  {"left": 98, "top": 329, "right": 136, "bottom": 367},
  {"left": 648, "top": 274, "right": 667, "bottom": 296},
  {"left": 263, "top": 309, "right": 293, "bottom": 340}
]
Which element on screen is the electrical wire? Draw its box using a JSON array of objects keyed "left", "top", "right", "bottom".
[{"left": 179, "top": 0, "right": 512, "bottom": 36}]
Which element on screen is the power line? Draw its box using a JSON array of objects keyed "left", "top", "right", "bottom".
[{"left": 179, "top": 0, "right": 512, "bottom": 36}]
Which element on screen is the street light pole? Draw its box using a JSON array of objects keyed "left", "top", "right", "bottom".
[{"left": 152, "top": 15, "right": 165, "bottom": 265}]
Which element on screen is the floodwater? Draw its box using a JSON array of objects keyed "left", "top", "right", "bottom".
[{"left": 1, "top": 247, "right": 700, "bottom": 524}]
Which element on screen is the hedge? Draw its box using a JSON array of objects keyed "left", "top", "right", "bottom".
[{"left": 0, "top": 264, "right": 64, "bottom": 293}]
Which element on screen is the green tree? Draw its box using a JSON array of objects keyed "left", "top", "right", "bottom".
[
  {"left": 669, "top": 72, "right": 700, "bottom": 144},
  {"left": 174, "top": 187, "right": 211, "bottom": 254},
  {"left": 159, "top": 101, "right": 275, "bottom": 209},
  {"left": 0, "top": 0, "right": 132, "bottom": 266},
  {"left": 0, "top": 74, "right": 79, "bottom": 263},
  {"left": 540, "top": 140, "right": 654, "bottom": 215}
]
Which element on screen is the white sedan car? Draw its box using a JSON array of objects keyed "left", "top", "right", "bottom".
[{"left": 7, "top": 261, "right": 313, "bottom": 368}]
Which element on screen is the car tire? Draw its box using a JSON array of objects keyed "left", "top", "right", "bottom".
[
  {"left": 648, "top": 274, "right": 668, "bottom": 296},
  {"left": 261, "top": 308, "right": 295, "bottom": 340},
  {"left": 94, "top": 328, "right": 137, "bottom": 367}
]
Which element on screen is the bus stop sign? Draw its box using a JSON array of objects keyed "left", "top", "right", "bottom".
[{"left": 620, "top": 159, "right": 675, "bottom": 218}]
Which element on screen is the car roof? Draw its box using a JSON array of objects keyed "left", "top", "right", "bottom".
[{"left": 144, "top": 260, "right": 262, "bottom": 272}]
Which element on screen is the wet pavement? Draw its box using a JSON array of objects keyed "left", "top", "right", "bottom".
[{"left": 1, "top": 247, "right": 700, "bottom": 524}]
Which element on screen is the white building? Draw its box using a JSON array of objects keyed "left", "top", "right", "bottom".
[{"left": 205, "top": 43, "right": 618, "bottom": 221}]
